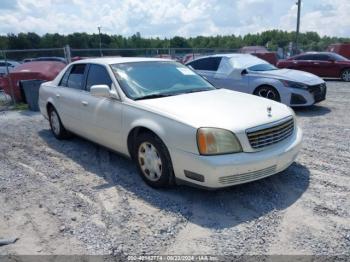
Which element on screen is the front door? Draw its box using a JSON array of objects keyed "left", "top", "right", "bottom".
[{"left": 79, "top": 64, "right": 123, "bottom": 152}]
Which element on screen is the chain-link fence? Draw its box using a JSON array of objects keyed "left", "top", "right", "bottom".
[{"left": 69, "top": 47, "right": 240, "bottom": 62}]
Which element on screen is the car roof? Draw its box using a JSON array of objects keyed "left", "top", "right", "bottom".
[
  {"left": 300, "top": 52, "right": 334, "bottom": 55},
  {"left": 71, "top": 57, "right": 173, "bottom": 65},
  {"left": 200, "top": 53, "right": 257, "bottom": 59}
]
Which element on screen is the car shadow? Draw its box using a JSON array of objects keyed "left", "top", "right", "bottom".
[
  {"left": 294, "top": 105, "right": 331, "bottom": 117},
  {"left": 323, "top": 78, "right": 342, "bottom": 82},
  {"left": 39, "top": 129, "right": 310, "bottom": 230}
]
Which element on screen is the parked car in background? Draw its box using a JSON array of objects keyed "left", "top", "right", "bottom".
[
  {"left": 327, "top": 43, "right": 350, "bottom": 59},
  {"left": 0, "top": 60, "right": 20, "bottom": 76},
  {"left": 277, "top": 52, "right": 350, "bottom": 81},
  {"left": 187, "top": 54, "right": 326, "bottom": 107},
  {"left": 39, "top": 57, "right": 302, "bottom": 189},
  {"left": 22, "top": 58, "right": 35, "bottom": 63},
  {"left": 2, "top": 61, "right": 66, "bottom": 102},
  {"left": 32, "top": 57, "right": 67, "bottom": 64},
  {"left": 22, "top": 57, "right": 66, "bottom": 63}
]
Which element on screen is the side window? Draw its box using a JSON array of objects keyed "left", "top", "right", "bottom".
[
  {"left": 317, "top": 54, "right": 330, "bottom": 61},
  {"left": 295, "top": 55, "right": 310, "bottom": 60},
  {"left": 188, "top": 57, "right": 222, "bottom": 71},
  {"left": 59, "top": 66, "right": 71, "bottom": 87},
  {"left": 0, "top": 62, "right": 6, "bottom": 67},
  {"left": 67, "top": 64, "right": 86, "bottom": 90},
  {"left": 86, "top": 64, "right": 113, "bottom": 91}
]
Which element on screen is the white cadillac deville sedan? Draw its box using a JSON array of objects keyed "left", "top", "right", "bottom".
[{"left": 39, "top": 57, "right": 302, "bottom": 189}]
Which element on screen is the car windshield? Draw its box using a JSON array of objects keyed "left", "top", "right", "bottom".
[
  {"left": 111, "top": 61, "right": 215, "bottom": 100},
  {"left": 248, "top": 63, "right": 278, "bottom": 71}
]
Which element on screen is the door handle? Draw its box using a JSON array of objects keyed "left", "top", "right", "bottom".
[
  {"left": 81, "top": 101, "right": 88, "bottom": 106},
  {"left": 56, "top": 94, "right": 60, "bottom": 98},
  {"left": 313, "top": 62, "right": 320, "bottom": 65}
]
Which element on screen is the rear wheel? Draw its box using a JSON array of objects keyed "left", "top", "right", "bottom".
[
  {"left": 341, "top": 69, "right": 350, "bottom": 82},
  {"left": 48, "top": 106, "right": 70, "bottom": 139},
  {"left": 254, "top": 85, "right": 281, "bottom": 102},
  {"left": 134, "top": 133, "right": 174, "bottom": 188}
]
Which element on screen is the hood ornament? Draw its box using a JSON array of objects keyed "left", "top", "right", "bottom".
[{"left": 267, "top": 106, "right": 272, "bottom": 117}]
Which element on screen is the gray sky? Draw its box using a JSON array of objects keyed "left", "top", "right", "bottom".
[{"left": 0, "top": 0, "right": 349, "bottom": 37}]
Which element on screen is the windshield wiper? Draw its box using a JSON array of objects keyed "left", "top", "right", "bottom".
[
  {"left": 178, "top": 88, "right": 214, "bottom": 94},
  {"left": 134, "top": 93, "right": 172, "bottom": 100}
]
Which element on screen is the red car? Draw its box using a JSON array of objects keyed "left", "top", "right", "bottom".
[{"left": 277, "top": 52, "right": 350, "bottom": 82}]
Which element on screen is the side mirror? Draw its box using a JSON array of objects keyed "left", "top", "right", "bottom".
[
  {"left": 229, "top": 69, "right": 246, "bottom": 79},
  {"left": 90, "top": 85, "right": 112, "bottom": 98}
]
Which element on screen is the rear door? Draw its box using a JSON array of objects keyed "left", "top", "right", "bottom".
[
  {"left": 78, "top": 64, "right": 123, "bottom": 151},
  {"left": 212, "top": 56, "right": 249, "bottom": 92},
  {"left": 289, "top": 54, "right": 314, "bottom": 73},
  {"left": 56, "top": 63, "right": 89, "bottom": 135}
]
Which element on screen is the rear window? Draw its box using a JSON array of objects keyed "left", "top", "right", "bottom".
[{"left": 187, "top": 57, "right": 222, "bottom": 71}]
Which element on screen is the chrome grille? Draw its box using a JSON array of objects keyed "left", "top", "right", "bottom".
[
  {"left": 247, "top": 117, "right": 294, "bottom": 149},
  {"left": 219, "top": 165, "right": 277, "bottom": 185}
]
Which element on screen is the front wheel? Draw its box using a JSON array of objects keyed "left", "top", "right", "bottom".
[
  {"left": 134, "top": 133, "right": 174, "bottom": 188},
  {"left": 254, "top": 86, "right": 281, "bottom": 102},
  {"left": 341, "top": 69, "right": 350, "bottom": 82}
]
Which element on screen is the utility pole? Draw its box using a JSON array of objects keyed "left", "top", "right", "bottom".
[
  {"left": 98, "top": 26, "right": 103, "bottom": 57},
  {"left": 295, "top": 0, "right": 301, "bottom": 54}
]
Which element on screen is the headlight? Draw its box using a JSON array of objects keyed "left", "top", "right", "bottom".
[
  {"left": 197, "top": 128, "right": 242, "bottom": 155},
  {"left": 279, "top": 79, "right": 308, "bottom": 89}
]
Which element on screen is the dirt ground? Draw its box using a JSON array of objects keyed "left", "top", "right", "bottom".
[{"left": 0, "top": 80, "right": 349, "bottom": 256}]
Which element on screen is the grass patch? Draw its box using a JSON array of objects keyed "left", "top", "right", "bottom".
[{"left": 12, "top": 103, "right": 28, "bottom": 111}]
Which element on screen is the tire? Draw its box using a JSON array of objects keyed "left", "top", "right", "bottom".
[
  {"left": 254, "top": 85, "right": 281, "bottom": 102},
  {"left": 341, "top": 69, "right": 350, "bottom": 82},
  {"left": 134, "top": 132, "right": 174, "bottom": 188},
  {"left": 48, "top": 106, "right": 70, "bottom": 139}
]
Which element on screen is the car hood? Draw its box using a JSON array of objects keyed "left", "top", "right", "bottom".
[
  {"left": 135, "top": 89, "right": 293, "bottom": 132},
  {"left": 251, "top": 68, "right": 324, "bottom": 85}
]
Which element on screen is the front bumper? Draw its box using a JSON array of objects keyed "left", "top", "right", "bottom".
[
  {"left": 289, "top": 83, "right": 327, "bottom": 107},
  {"left": 170, "top": 126, "right": 302, "bottom": 189}
]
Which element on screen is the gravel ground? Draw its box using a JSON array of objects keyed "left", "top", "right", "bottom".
[{"left": 0, "top": 81, "right": 349, "bottom": 256}]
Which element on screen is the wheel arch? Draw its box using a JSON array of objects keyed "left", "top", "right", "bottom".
[
  {"left": 45, "top": 98, "right": 57, "bottom": 118},
  {"left": 253, "top": 83, "right": 279, "bottom": 94},
  {"left": 126, "top": 122, "right": 167, "bottom": 159}
]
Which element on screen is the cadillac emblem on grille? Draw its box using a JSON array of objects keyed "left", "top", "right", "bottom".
[{"left": 267, "top": 106, "right": 272, "bottom": 117}]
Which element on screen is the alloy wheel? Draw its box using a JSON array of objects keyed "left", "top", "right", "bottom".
[
  {"left": 257, "top": 88, "right": 278, "bottom": 101},
  {"left": 342, "top": 70, "right": 350, "bottom": 82}
]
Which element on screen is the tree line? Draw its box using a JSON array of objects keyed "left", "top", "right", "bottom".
[{"left": 0, "top": 30, "right": 349, "bottom": 51}]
